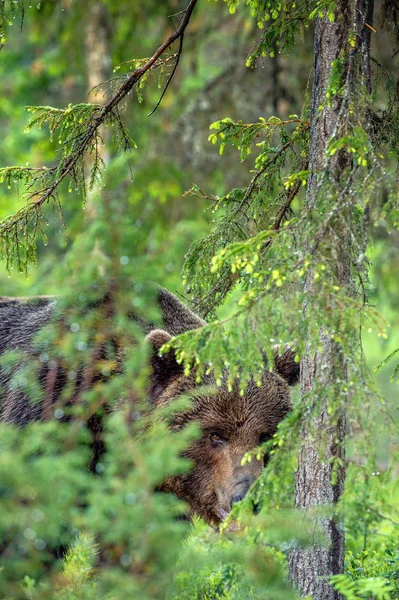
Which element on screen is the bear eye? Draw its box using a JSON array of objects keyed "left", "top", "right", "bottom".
[
  {"left": 259, "top": 432, "right": 272, "bottom": 444},
  {"left": 209, "top": 432, "right": 226, "bottom": 445}
]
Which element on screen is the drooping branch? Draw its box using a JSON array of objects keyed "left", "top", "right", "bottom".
[
  {"left": 0, "top": 0, "right": 198, "bottom": 271},
  {"left": 95, "top": 0, "right": 197, "bottom": 125},
  {"left": 0, "top": 0, "right": 24, "bottom": 50}
]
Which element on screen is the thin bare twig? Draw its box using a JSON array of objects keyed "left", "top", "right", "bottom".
[{"left": 148, "top": 34, "right": 185, "bottom": 116}]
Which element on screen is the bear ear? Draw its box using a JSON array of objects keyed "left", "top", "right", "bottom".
[
  {"left": 157, "top": 288, "right": 206, "bottom": 335},
  {"left": 146, "top": 329, "right": 183, "bottom": 403},
  {"left": 273, "top": 348, "right": 300, "bottom": 386},
  {"left": 146, "top": 329, "right": 173, "bottom": 354}
]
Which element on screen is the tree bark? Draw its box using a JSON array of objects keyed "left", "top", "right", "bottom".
[
  {"left": 84, "top": 2, "right": 112, "bottom": 219},
  {"left": 288, "top": 2, "right": 357, "bottom": 598}
]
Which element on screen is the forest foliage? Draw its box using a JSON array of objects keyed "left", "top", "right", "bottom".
[{"left": 0, "top": 1, "right": 398, "bottom": 599}]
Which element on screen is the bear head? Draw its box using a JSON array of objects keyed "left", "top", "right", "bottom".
[{"left": 146, "top": 325, "right": 298, "bottom": 526}]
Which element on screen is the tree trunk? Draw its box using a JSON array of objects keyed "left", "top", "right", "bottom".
[
  {"left": 288, "top": 2, "right": 360, "bottom": 598},
  {"left": 84, "top": 2, "right": 112, "bottom": 219}
]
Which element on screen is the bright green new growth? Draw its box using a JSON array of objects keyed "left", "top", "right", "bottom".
[
  {"left": 331, "top": 575, "right": 394, "bottom": 600},
  {"left": 222, "top": 0, "right": 335, "bottom": 63}
]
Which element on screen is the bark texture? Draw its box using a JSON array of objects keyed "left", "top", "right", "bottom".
[
  {"left": 85, "top": 3, "right": 112, "bottom": 104},
  {"left": 84, "top": 2, "right": 112, "bottom": 218},
  {"left": 288, "top": 2, "right": 354, "bottom": 599}
]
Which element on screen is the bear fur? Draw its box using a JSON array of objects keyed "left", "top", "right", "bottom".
[{"left": 0, "top": 290, "right": 299, "bottom": 525}]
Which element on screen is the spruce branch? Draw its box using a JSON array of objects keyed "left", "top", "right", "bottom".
[
  {"left": 0, "top": 0, "right": 24, "bottom": 49},
  {"left": 0, "top": 0, "right": 198, "bottom": 272}
]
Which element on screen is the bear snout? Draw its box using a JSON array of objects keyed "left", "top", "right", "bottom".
[{"left": 230, "top": 477, "right": 252, "bottom": 507}]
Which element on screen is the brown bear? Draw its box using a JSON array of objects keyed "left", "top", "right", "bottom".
[{"left": 0, "top": 289, "right": 299, "bottom": 525}]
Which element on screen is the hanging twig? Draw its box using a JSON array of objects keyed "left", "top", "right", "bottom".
[{"left": 148, "top": 33, "right": 185, "bottom": 117}]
